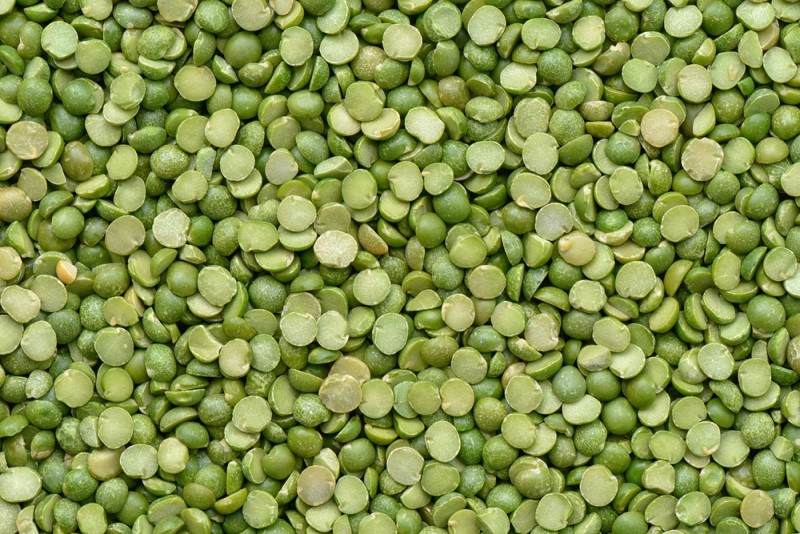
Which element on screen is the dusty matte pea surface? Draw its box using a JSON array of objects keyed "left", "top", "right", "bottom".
[{"left": 3, "top": 0, "right": 800, "bottom": 533}]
